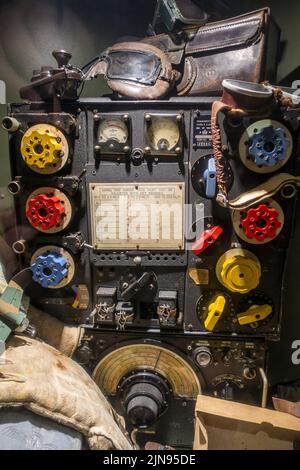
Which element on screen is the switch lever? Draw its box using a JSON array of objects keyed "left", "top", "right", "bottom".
[
  {"left": 121, "top": 272, "right": 153, "bottom": 301},
  {"left": 192, "top": 225, "right": 223, "bottom": 256},
  {"left": 237, "top": 304, "right": 272, "bottom": 326},
  {"left": 204, "top": 295, "right": 226, "bottom": 332},
  {"left": 203, "top": 158, "right": 217, "bottom": 198}
]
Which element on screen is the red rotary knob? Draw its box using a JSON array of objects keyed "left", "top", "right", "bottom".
[
  {"left": 241, "top": 204, "right": 282, "bottom": 242},
  {"left": 26, "top": 194, "right": 65, "bottom": 230}
]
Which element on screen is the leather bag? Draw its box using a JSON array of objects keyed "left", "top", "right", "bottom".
[{"left": 142, "top": 8, "right": 281, "bottom": 96}]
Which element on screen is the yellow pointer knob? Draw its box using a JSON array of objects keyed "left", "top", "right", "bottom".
[
  {"left": 216, "top": 249, "right": 261, "bottom": 294},
  {"left": 21, "top": 126, "right": 63, "bottom": 169},
  {"left": 204, "top": 295, "right": 226, "bottom": 332},
  {"left": 238, "top": 304, "right": 272, "bottom": 326}
]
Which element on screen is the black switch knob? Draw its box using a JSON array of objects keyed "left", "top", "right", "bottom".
[
  {"left": 120, "top": 372, "right": 170, "bottom": 429},
  {"left": 220, "top": 381, "right": 234, "bottom": 401},
  {"left": 193, "top": 347, "right": 212, "bottom": 368},
  {"left": 52, "top": 50, "right": 72, "bottom": 68},
  {"left": 126, "top": 383, "right": 163, "bottom": 429}
]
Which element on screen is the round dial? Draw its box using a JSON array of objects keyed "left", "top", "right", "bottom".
[
  {"left": 148, "top": 117, "right": 180, "bottom": 151},
  {"left": 98, "top": 118, "right": 128, "bottom": 144},
  {"left": 191, "top": 155, "right": 233, "bottom": 198},
  {"left": 93, "top": 343, "right": 201, "bottom": 398}
]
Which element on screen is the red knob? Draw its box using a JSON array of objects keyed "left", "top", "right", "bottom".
[
  {"left": 192, "top": 226, "right": 223, "bottom": 255},
  {"left": 26, "top": 194, "right": 65, "bottom": 230},
  {"left": 242, "top": 204, "right": 282, "bottom": 242}
]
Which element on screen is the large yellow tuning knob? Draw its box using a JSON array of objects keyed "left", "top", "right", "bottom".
[
  {"left": 216, "top": 249, "right": 261, "bottom": 294},
  {"left": 237, "top": 304, "right": 272, "bottom": 326},
  {"left": 21, "top": 124, "right": 69, "bottom": 174},
  {"left": 204, "top": 295, "right": 226, "bottom": 332}
]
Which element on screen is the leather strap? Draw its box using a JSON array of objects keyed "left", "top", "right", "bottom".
[
  {"left": 211, "top": 100, "right": 246, "bottom": 200},
  {"left": 211, "top": 82, "right": 300, "bottom": 206}
]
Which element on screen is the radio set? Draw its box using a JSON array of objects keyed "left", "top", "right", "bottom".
[
  {"left": 6, "top": 91, "right": 300, "bottom": 336},
  {"left": 3, "top": 41, "right": 300, "bottom": 446}
]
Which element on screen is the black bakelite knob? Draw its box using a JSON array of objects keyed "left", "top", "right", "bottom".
[{"left": 52, "top": 50, "right": 72, "bottom": 68}]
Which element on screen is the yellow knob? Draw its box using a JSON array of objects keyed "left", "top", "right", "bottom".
[
  {"left": 204, "top": 295, "right": 226, "bottom": 332},
  {"left": 21, "top": 128, "right": 62, "bottom": 169},
  {"left": 238, "top": 304, "right": 272, "bottom": 326},
  {"left": 20, "top": 124, "right": 68, "bottom": 174},
  {"left": 216, "top": 249, "right": 261, "bottom": 294}
]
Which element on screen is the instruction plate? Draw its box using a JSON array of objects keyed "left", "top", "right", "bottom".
[{"left": 89, "top": 183, "right": 185, "bottom": 250}]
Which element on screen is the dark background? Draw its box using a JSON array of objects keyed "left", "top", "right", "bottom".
[{"left": 0, "top": 0, "right": 299, "bottom": 387}]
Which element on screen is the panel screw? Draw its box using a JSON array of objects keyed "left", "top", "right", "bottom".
[{"left": 222, "top": 144, "right": 229, "bottom": 153}]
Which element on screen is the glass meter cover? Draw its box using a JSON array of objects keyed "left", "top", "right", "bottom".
[
  {"left": 145, "top": 114, "right": 183, "bottom": 156},
  {"left": 95, "top": 114, "right": 131, "bottom": 156}
]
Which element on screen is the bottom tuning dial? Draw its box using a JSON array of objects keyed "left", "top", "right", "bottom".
[{"left": 119, "top": 371, "right": 171, "bottom": 429}]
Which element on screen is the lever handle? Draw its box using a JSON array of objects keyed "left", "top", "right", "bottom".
[
  {"left": 121, "top": 272, "right": 153, "bottom": 301},
  {"left": 204, "top": 295, "right": 226, "bottom": 332},
  {"left": 237, "top": 304, "right": 272, "bottom": 326},
  {"left": 192, "top": 225, "right": 223, "bottom": 256},
  {"left": 203, "top": 158, "right": 217, "bottom": 198}
]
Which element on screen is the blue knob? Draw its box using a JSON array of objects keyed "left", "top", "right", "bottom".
[
  {"left": 31, "top": 252, "right": 68, "bottom": 288},
  {"left": 203, "top": 158, "right": 217, "bottom": 198},
  {"left": 249, "top": 125, "right": 290, "bottom": 167}
]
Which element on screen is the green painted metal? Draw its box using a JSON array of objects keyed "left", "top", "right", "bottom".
[{"left": 0, "top": 281, "right": 26, "bottom": 342}]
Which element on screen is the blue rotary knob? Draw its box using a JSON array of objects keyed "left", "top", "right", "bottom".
[
  {"left": 31, "top": 252, "right": 68, "bottom": 288},
  {"left": 249, "top": 125, "right": 290, "bottom": 168}
]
